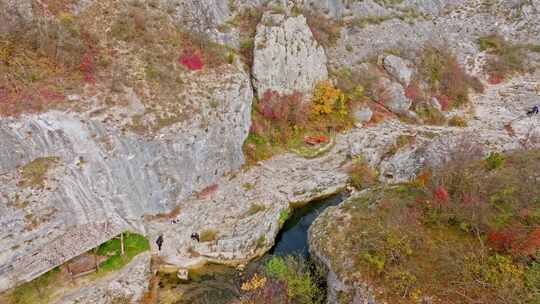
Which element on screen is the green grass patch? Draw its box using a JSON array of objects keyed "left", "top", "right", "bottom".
[
  {"left": 6, "top": 268, "right": 61, "bottom": 304},
  {"left": 96, "top": 232, "right": 149, "bottom": 273},
  {"left": 278, "top": 209, "right": 291, "bottom": 227}
]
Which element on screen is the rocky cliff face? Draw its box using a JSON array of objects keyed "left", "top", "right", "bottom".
[
  {"left": 252, "top": 11, "right": 328, "bottom": 99},
  {"left": 0, "top": 64, "right": 252, "bottom": 291}
]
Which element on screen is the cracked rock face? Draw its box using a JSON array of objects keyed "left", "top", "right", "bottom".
[
  {"left": 383, "top": 55, "right": 415, "bottom": 86},
  {"left": 252, "top": 12, "right": 329, "bottom": 99},
  {"left": 375, "top": 77, "right": 412, "bottom": 115}
]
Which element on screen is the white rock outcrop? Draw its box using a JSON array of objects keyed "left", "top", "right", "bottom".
[
  {"left": 383, "top": 55, "right": 415, "bottom": 86},
  {"left": 252, "top": 12, "right": 329, "bottom": 99},
  {"left": 375, "top": 77, "right": 412, "bottom": 115}
]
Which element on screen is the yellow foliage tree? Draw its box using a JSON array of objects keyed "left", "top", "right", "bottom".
[
  {"left": 311, "top": 81, "right": 347, "bottom": 116},
  {"left": 241, "top": 273, "right": 267, "bottom": 292}
]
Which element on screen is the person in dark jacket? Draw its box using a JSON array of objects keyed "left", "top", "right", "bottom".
[
  {"left": 527, "top": 105, "right": 539, "bottom": 116},
  {"left": 191, "top": 232, "right": 200, "bottom": 242},
  {"left": 156, "top": 235, "right": 164, "bottom": 251}
]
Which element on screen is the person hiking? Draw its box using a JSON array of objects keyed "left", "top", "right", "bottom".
[
  {"left": 191, "top": 232, "right": 200, "bottom": 242},
  {"left": 527, "top": 105, "right": 539, "bottom": 116},
  {"left": 156, "top": 235, "right": 164, "bottom": 251}
]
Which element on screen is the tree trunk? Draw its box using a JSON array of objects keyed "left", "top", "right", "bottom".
[{"left": 120, "top": 232, "right": 125, "bottom": 256}]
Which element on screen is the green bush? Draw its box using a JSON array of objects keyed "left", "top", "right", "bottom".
[
  {"left": 278, "top": 209, "right": 291, "bottom": 227},
  {"left": 264, "top": 256, "right": 289, "bottom": 280},
  {"left": 485, "top": 152, "right": 505, "bottom": 171},
  {"left": 264, "top": 256, "right": 323, "bottom": 304}
]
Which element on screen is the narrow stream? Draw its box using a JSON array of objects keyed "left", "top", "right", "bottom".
[
  {"left": 160, "top": 193, "right": 345, "bottom": 304},
  {"left": 271, "top": 193, "right": 344, "bottom": 257}
]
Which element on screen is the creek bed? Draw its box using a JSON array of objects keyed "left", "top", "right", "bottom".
[{"left": 159, "top": 193, "right": 345, "bottom": 304}]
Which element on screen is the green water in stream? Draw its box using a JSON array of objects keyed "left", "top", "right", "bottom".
[{"left": 159, "top": 194, "right": 344, "bottom": 304}]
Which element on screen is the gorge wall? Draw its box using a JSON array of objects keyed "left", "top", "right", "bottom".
[{"left": 1, "top": 0, "right": 540, "bottom": 302}]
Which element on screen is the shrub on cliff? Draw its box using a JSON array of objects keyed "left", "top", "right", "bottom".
[
  {"left": 303, "top": 10, "right": 341, "bottom": 48},
  {"left": 239, "top": 256, "right": 324, "bottom": 304},
  {"left": 417, "top": 46, "right": 483, "bottom": 109},
  {"left": 478, "top": 34, "right": 529, "bottom": 82},
  {"left": 311, "top": 81, "right": 347, "bottom": 116}
]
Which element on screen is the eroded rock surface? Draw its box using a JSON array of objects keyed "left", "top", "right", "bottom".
[
  {"left": 0, "top": 65, "right": 252, "bottom": 292},
  {"left": 145, "top": 144, "right": 350, "bottom": 270},
  {"left": 383, "top": 55, "right": 415, "bottom": 86},
  {"left": 252, "top": 12, "right": 329, "bottom": 99}
]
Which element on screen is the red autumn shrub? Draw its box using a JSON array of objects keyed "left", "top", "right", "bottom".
[
  {"left": 460, "top": 193, "right": 476, "bottom": 205},
  {"left": 179, "top": 50, "right": 204, "bottom": 71},
  {"left": 197, "top": 184, "right": 218, "bottom": 199},
  {"left": 520, "top": 227, "right": 540, "bottom": 256},
  {"left": 39, "top": 88, "right": 65, "bottom": 103},
  {"left": 257, "top": 90, "right": 306, "bottom": 125},
  {"left": 487, "top": 74, "right": 504, "bottom": 85},
  {"left": 434, "top": 186, "right": 449, "bottom": 203},
  {"left": 436, "top": 95, "right": 450, "bottom": 111},
  {"left": 404, "top": 84, "right": 424, "bottom": 103},
  {"left": 487, "top": 229, "right": 518, "bottom": 252},
  {"left": 79, "top": 53, "right": 95, "bottom": 83},
  {"left": 249, "top": 119, "right": 266, "bottom": 137}
]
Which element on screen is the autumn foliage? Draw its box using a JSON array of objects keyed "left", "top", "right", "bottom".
[
  {"left": 178, "top": 50, "right": 204, "bottom": 71},
  {"left": 257, "top": 90, "right": 306, "bottom": 125},
  {"left": 433, "top": 186, "right": 449, "bottom": 203}
]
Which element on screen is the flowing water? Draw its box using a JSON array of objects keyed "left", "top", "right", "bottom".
[{"left": 161, "top": 193, "right": 345, "bottom": 304}]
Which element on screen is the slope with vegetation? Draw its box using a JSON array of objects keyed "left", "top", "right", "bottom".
[{"left": 310, "top": 148, "right": 540, "bottom": 303}]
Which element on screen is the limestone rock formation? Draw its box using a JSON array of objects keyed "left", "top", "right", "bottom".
[
  {"left": 309, "top": 196, "right": 377, "bottom": 304},
  {"left": 374, "top": 77, "right": 412, "bottom": 115},
  {"left": 383, "top": 55, "right": 415, "bottom": 86},
  {"left": 252, "top": 12, "right": 329, "bottom": 99},
  {"left": 353, "top": 107, "right": 373, "bottom": 124},
  {"left": 0, "top": 65, "right": 253, "bottom": 292}
]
